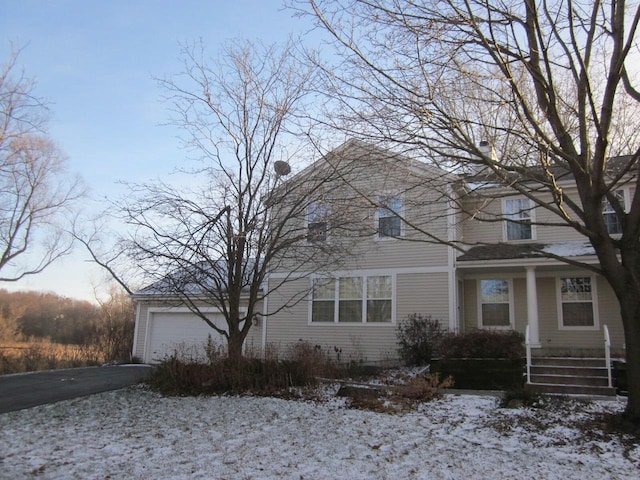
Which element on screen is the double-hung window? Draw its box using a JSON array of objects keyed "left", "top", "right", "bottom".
[
  {"left": 603, "top": 190, "right": 625, "bottom": 235},
  {"left": 311, "top": 279, "right": 335, "bottom": 323},
  {"left": 504, "top": 198, "right": 534, "bottom": 241},
  {"left": 311, "top": 275, "right": 393, "bottom": 324},
  {"left": 377, "top": 195, "right": 402, "bottom": 238},
  {"left": 307, "top": 202, "right": 329, "bottom": 241},
  {"left": 559, "top": 277, "right": 596, "bottom": 328},
  {"left": 479, "top": 279, "right": 512, "bottom": 328}
]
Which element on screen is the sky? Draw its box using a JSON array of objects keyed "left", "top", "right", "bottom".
[{"left": 0, "top": 0, "right": 320, "bottom": 302}]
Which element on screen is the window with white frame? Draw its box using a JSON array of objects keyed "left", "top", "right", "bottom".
[
  {"left": 479, "top": 279, "right": 511, "bottom": 327},
  {"left": 311, "top": 278, "right": 335, "bottom": 322},
  {"left": 504, "top": 198, "right": 534, "bottom": 241},
  {"left": 377, "top": 194, "right": 402, "bottom": 238},
  {"left": 366, "top": 276, "right": 393, "bottom": 322},
  {"left": 310, "top": 275, "right": 393, "bottom": 323},
  {"left": 559, "top": 277, "right": 595, "bottom": 328},
  {"left": 339, "top": 277, "right": 363, "bottom": 323},
  {"left": 603, "top": 190, "right": 625, "bottom": 235},
  {"left": 307, "top": 202, "right": 329, "bottom": 241}
]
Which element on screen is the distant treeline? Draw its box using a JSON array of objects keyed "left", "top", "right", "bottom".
[{"left": 0, "top": 289, "right": 134, "bottom": 356}]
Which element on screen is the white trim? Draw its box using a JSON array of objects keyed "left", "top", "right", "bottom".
[
  {"left": 502, "top": 197, "right": 536, "bottom": 242},
  {"left": 556, "top": 275, "right": 600, "bottom": 331},
  {"left": 447, "top": 194, "right": 458, "bottom": 332},
  {"left": 477, "top": 278, "right": 514, "bottom": 329},
  {"left": 132, "top": 301, "right": 142, "bottom": 360},
  {"left": 268, "top": 265, "right": 450, "bottom": 279},
  {"left": 261, "top": 278, "right": 268, "bottom": 358}
]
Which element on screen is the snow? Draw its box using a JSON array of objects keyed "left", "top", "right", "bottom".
[
  {"left": 0, "top": 386, "right": 638, "bottom": 479},
  {"left": 541, "top": 241, "right": 595, "bottom": 257}
]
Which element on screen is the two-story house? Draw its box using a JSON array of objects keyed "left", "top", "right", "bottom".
[{"left": 132, "top": 141, "right": 626, "bottom": 385}]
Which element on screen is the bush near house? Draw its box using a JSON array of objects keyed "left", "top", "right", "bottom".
[
  {"left": 396, "top": 313, "right": 446, "bottom": 366},
  {"left": 431, "top": 329, "right": 525, "bottom": 390}
]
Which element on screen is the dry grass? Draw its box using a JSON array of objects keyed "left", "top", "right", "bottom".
[{"left": 0, "top": 341, "right": 106, "bottom": 375}]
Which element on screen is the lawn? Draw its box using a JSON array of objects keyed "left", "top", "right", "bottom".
[{"left": 0, "top": 384, "right": 638, "bottom": 479}]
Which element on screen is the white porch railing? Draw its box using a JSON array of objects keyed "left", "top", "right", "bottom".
[
  {"left": 525, "top": 324, "right": 531, "bottom": 384},
  {"left": 604, "top": 324, "right": 612, "bottom": 388}
]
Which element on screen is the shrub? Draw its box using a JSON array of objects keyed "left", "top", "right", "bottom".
[
  {"left": 146, "top": 340, "right": 342, "bottom": 396},
  {"left": 394, "top": 373, "right": 454, "bottom": 401},
  {"left": 396, "top": 314, "right": 445, "bottom": 366},
  {"left": 440, "top": 329, "right": 524, "bottom": 360}
]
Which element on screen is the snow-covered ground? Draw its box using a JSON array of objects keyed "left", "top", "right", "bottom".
[{"left": 0, "top": 385, "right": 638, "bottom": 479}]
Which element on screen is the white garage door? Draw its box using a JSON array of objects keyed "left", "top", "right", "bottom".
[{"left": 145, "top": 311, "right": 227, "bottom": 363}]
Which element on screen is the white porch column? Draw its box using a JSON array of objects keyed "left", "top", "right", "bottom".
[{"left": 525, "top": 266, "right": 541, "bottom": 348}]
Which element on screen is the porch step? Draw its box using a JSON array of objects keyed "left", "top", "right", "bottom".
[
  {"left": 525, "top": 383, "right": 617, "bottom": 397},
  {"left": 525, "top": 357, "right": 616, "bottom": 397}
]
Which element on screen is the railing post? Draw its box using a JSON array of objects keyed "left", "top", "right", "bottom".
[
  {"left": 525, "top": 324, "right": 531, "bottom": 384},
  {"left": 604, "top": 325, "right": 612, "bottom": 388}
]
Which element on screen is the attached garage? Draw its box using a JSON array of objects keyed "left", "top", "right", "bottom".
[{"left": 143, "top": 309, "right": 227, "bottom": 364}]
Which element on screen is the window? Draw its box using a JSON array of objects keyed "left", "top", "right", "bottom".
[
  {"left": 307, "top": 202, "right": 329, "bottom": 241},
  {"left": 339, "top": 277, "right": 363, "bottom": 322},
  {"left": 377, "top": 195, "right": 402, "bottom": 238},
  {"left": 311, "top": 279, "right": 334, "bottom": 322},
  {"left": 559, "top": 277, "right": 595, "bottom": 328},
  {"left": 367, "top": 276, "right": 392, "bottom": 322},
  {"left": 310, "top": 275, "right": 393, "bottom": 324},
  {"left": 504, "top": 198, "right": 533, "bottom": 241},
  {"left": 603, "top": 190, "right": 625, "bottom": 235},
  {"left": 479, "top": 279, "right": 511, "bottom": 328}
]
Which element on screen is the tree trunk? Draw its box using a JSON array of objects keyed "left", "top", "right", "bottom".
[
  {"left": 227, "top": 331, "right": 245, "bottom": 361},
  {"left": 620, "top": 294, "right": 640, "bottom": 422}
]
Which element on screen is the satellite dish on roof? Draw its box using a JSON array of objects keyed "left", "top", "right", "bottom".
[{"left": 274, "top": 161, "right": 291, "bottom": 176}]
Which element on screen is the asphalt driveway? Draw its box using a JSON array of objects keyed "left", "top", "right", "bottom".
[{"left": 0, "top": 365, "right": 153, "bottom": 414}]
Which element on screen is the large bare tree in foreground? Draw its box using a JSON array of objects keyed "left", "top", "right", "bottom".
[
  {"left": 0, "top": 48, "right": 82, "bottom": 281},
  {"left": 297, "top": 0, "right": 640, "bottom": 420},
  {"left": 111, "top": 39, "right": 351, "bottom": 360}
]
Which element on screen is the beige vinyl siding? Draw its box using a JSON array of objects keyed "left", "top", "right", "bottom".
[
  {"left": 265, "top": 272, "right": 451, "bottom": 364},
  {"left": 461, "top": 189, "right": 588, "bottom": 245}
]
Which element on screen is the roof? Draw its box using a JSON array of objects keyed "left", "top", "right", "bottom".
[
  {"left": 457, "top": 241, "right": 595, "bottom": 262},
  {"left": 132, "top": 259, "right": 262, "bottom": 298}
]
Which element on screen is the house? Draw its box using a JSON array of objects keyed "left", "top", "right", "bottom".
[{"left": 132, "top": 141, "right": 626, "bottom": 385}]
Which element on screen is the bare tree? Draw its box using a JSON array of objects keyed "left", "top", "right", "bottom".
[
  {"left": 296, "top": 0, "right": 640, "bottom": 419},
  {"left": 0, "top": 47, "right": 83, "bottom": 281},
  {"left": 110, "top": 39, "right": 353, "bottom": 360}
]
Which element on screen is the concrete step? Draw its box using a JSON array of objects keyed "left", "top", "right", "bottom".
[
  {"left": 529, "top": 374, "right": 610, "bottom": 387},
  {"left": 530, "top": 365, "right": 609, "bottom": 377},
  {"left": 531, "top": 357, "right": 607, "bottom": 368},
  {"left": 525, "top": 382, "right": 616, "bottom": 397}
]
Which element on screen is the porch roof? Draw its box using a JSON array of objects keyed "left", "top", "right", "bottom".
[{"left": 457, "top": 241, "right": 595, "bottom": 262}]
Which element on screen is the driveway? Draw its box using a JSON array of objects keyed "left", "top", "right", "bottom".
[{"left": 0, "top": 365, "right": 153, "bottom": 414}]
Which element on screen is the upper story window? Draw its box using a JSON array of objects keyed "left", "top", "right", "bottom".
[
  {"left": 558, "top": 276, "right": 597, "bottom": 329},
  {"left": 478, "top": 279, "right": 512, "bottom": 328},
  {"left": 377, "top": 194, "right": 403, "bottom": 238},
  {"left": 603, "top": 190, "right": 625, "bottom": 235},
  {"left": 504, "top": 198, "right": 534, "bottom": 241},
  {"left": 311, "top": 275, "right": 393, "bottom": 324},
  {"left": 307, "top": 202, "right": 329, "bottom": 241}
]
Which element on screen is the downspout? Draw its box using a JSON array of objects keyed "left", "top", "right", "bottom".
[
  {"left": 446, "top": 191, "right": 458, "bottom": 332},
  {"left": 261, "top": 276, "right": 269, "bottom": 358}
]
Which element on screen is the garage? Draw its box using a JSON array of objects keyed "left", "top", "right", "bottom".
[{"left": 144, "top": 310, "right": 227, "bottom": 364}]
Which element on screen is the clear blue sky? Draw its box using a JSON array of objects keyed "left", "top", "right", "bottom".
[{"left": 0, "top": 0, "right": 319, "bottom": 301}]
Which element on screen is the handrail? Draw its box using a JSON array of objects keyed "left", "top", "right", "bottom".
[
  {"left": 525, "top": 324, "right": 531, "bottom": 384},
  {"left": 604, "top": 324, "right": 612, "bottom": 388}
]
